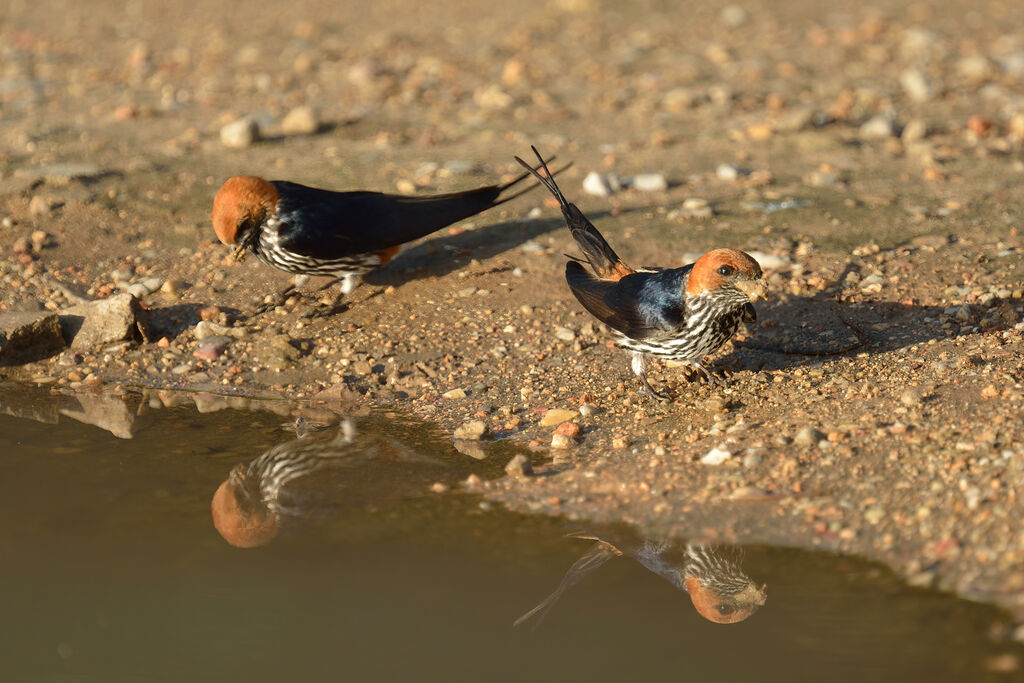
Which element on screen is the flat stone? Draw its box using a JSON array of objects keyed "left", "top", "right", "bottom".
[
  {"left": 14, "top": 163, "right": 107, "bottom": 186},
  {"left": 60, "top": 293, "right": 149, "bottom": 350},
  {"left": 540, "top": 408, "right": 578, "bottom": 426},
  {"left": 0, "top": 311, "right": 66, "bottom": 365}
]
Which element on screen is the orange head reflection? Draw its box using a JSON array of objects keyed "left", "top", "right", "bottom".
[
  {"left": 682, "top": 544, "right": 766, "bottom": 624},
  {"left": 684, "top": 576, "right": 767, "bottom": 624},
  {"left": 211, "top": 464, "right": 279, "bottom": 548}
]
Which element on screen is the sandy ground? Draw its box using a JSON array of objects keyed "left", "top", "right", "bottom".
[{"left": 2, "top": 0, "right": 1024, "bottom": 626}]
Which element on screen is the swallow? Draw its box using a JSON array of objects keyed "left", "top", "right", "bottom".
[
  {"left": 514, "top": 146, "right": 765, "bottom": 400},
  {"left": 212, "top": 159, "right": 562, "bottom": 316}
]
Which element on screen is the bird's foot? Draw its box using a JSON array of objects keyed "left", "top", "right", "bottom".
[
  {"left": 638, "top": 374, "right": 671, "bottom": 403},
  {"left": 250, "top": 287, "right": 297, "bottom": 316},
  {"left": 301, "top": 302, "right": 349, "bottom": 319},
  {"left": 694, "top": 362, "right": 727, "bottom": 388},
  {"left": 300, "top": 292, "right": 349, "bottom": 319}
]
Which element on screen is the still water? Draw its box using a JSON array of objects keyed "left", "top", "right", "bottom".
[{"left": 1, "top": 384, "right": 1021, "bottom": 682}]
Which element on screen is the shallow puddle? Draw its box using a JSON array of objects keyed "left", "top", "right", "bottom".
[{"left": 0, "top": 384, "right": 1021, "bottom": 682}]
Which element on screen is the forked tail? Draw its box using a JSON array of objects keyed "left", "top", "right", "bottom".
[{"left": 514, "top": 146, "right": 633, "bottom": 281}]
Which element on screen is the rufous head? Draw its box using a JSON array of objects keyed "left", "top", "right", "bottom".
[
  {"left": 211, "top": 175, "right": 278, "bottom": 249},
  {"left": 685, "top": 248, "right": 764, "bottom": 298},
  {"left": 685, "top": 576, "right": 767, "bottom": 624},
  {"left": 211, "top": 464, "right": 279, "bottom": 548}
]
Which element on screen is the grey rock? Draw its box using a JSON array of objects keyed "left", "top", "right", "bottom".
[
  {"left": 454, "top": 419, "right": 489, "bottom": 440},
  {"left": 60, "top": 293, "right": 149, "bottom": 350},
  {"left": 0, "top": 311, "right": 66, "bottom": 365}
]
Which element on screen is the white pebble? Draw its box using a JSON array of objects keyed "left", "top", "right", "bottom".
[
  {"left": 859, "top": 115, "right": 896, "bottom": 140},
  {"left": 629, "top": 173, "right": 668, "bottom": 192},
  {"left": 220, "top": 118, "right": 260, "bottom": 148},
  {"left": 745, "top": 250, "right": 791, "bottom": 271},
  {"left": 716, "top": 163, "right": 741, "bottom": 180},
  {"left": 700, "top": 445, "right": 732, "bottom": 465},
  {"left": 582, "top": 171, "right": 622, "bottom": 197}
]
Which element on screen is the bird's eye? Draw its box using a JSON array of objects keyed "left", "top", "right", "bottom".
[
  {"left": 717, "top": 264, "right": 735, "bottom": 277},
  {"left": 717, "top": 603, "right": 735, "bottom": 615}
]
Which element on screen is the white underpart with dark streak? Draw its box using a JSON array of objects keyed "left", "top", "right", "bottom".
[
  {"left": 615, "top": 286, "right": 750, "bottom": 363},
  {"left": 254, "top": 212, "right": 386, "bottom": 282}
]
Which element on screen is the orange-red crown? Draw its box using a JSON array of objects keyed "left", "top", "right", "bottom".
[
  {"left": 685, "top": 248, "right": 762, "bottom": 296},
  {"left": 211, "top": 175, "right": 279, "bottom": 246}
]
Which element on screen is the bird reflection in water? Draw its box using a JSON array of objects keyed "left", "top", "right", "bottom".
[
  {"left": 516, "top": 529, "right": 766, "bottom": 626},
  {"left": 211, "top": 420, "right": 357, "bottom": 548},
  {"left": 212, "top": 417, "right": 448, "bottom": 548}
]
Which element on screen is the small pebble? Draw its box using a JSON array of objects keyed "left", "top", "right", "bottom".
[
  {"left": 505, "top": 454, "right": 534, "bottom": 477},
  {"left": 554, "top": 326, "right": 576, "bottom": 342},
  {"left": 551, "top": 433, "right": 575, "bottom": 449},
  {"left": 794, "top": 426, "right": 824, "bottom": 447},
  {"left": 629, "top": 173, "right": 668, "bottom": 192},
  {"left": 716, "top": 163, "right": 742, "bottom": 181},
  {"left": 194, "top": 343, "right": 228, "bottom": 360},
  {"left": 859, "top": 115, "right": 896, "bottom": 140},
  {"left": 582, "top": 172, "right": 623, "bottom": 197},
  {"left": 701, "top": 445, "right": 732, "bottom": 465},
  {"left": 900, "top": 389, "right": 922, "bottom": 406},
  {"left": 220, "top": 118, "right": 260, "bottom": 148},
  {"left": 554, "top": 421, "right": 582, "bottom": 439},
  {"left": 281, "top": 106, "right": 319, "bottom": 135}
]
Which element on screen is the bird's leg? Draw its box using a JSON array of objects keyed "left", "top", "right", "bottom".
[
  {"left": 632, "top": 351, "right": 670, "bottom": 402},
  {"left": 251, "top": 275, "right": 311, "bottom": 315},
  {"left": 303, "top": 273, "right": 360, "bottom": 319},
  {"left": 692, "top": 360, "right": 727, "bottom": 388}
]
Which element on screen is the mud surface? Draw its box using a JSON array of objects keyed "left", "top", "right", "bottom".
[{"left": 1, "top": 0, "right": 1023, "bottom": 628}]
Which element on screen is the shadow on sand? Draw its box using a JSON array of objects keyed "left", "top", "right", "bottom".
[{"left": 724, "top": 290, "right": 1021, "bottom": 374}]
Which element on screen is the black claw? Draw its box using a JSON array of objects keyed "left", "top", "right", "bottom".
[
  {"left": 693, "top": 363, "right": 727, "bottom": 388},
  {"left": 301, "top": 302, "right": 348, "bottom": 319},
  {"left": 249, "top": 285, "right": 299, "bottom": 317},
  {"left": 638, "top": 374, "right": 671, "bottom": 402}
]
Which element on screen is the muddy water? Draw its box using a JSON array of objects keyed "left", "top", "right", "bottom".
[{"left": 0, "top": 385, "right": 1020, "bottom": 683}]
